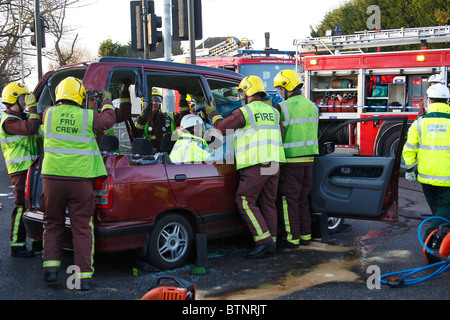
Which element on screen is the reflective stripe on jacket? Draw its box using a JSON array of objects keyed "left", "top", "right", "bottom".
[
  {"left": 234, "top": 101, "right": 285, "bottom": 170},
  {"left": 42, "top": 104, "right": 107, "bottom": 178},
  {"left": 402, "top": 102, "right": 450, "bottom": 186},
  {"left": 279, "top": 95, "right": 319, "bottom": 162},
  {"left": 170, "top": 132, "right": 211, "bottom": 163},
  {"left": 0, "top": 113, "right": 38, "bottom": 174}
]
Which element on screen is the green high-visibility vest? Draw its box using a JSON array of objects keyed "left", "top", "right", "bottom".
[
  {"left": 42, "top": 104, "right": 107, "bottom": 178},
  {"left": 234, "top": 101, "right": 285, "bottom": 170},
  {"left": 403, "top": 102, "right": 450, "bottom": 187},
  {"left": 0, "top": 113, "right": 38, "bottom": 174},
  {"left": 170, "top": 132, "right": 211, "bottom": 163},
  {"left": 279, "top": 95, "right": 319, "bottom": 163}
]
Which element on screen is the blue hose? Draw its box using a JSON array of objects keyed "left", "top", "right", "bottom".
[{"left": 379, "top": 216, "right": 450, "bottom": 287}]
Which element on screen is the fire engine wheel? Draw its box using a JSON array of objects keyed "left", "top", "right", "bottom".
[
  {"left": 328, "top": 217, "right": 345, "bottom": 234},
  {"left": 380, "top": 130, "right": 401, "bottom": 157},
  {"left": 147, "top": 213, "right": 194, "bottom": 270}
]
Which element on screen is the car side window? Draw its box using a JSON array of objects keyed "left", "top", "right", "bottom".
[
  {"left": 206, "top": 78, "right": 241, "bottom": 118},
  {"left": 144, "top": 72, "right": 206, "bottom": 112}
]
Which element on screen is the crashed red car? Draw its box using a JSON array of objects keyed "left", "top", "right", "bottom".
[{"left": 23, "top": 57, "right": 408, "bottom": 270}]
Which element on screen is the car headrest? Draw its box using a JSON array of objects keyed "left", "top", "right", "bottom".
[
  {"left": 99, "top": 134, "right": 119, "bottom": 152},
  {"left": 132, "top": 137, "right": 153, "bottom": 156}
]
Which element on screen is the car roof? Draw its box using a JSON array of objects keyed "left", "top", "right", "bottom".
[{"left": 97, "top": 56, "right": 243, "bottom": 78}]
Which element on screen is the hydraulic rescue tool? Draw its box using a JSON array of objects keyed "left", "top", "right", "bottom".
[
  {"left": 141, "top": 276, "right": 196, "bottom": 300},
  {"left": 380, "top": 216, "right": 450, "bottom": 287}
]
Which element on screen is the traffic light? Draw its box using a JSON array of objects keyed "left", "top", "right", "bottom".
[
  {"left": 172, "top": 0, "right": 202, "bottom": 41},
  {"left": 148, "top": 2, "right": 162, "bottom": 50},
  {"left": 30, "top": 17, "right": 46, "bottom": 48},
  {"left": 130, "top": 1, "right": 162, "bottom": 52}
]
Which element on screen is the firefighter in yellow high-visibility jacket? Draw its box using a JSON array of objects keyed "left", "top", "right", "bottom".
[{"left": 402, "top": 83, "right": 450, "bottom": 237}]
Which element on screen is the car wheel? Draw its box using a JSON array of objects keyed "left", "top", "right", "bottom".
[
  {"left": 147, "top": 213, "right": 194, "bottom": 270},
  {"left": 328, "top": 217, "right": 345, "bottom": 234}
]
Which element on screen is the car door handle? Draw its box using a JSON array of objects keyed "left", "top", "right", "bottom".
[{"left": 174, "top": 174, "right": 187, "bottom": 182}]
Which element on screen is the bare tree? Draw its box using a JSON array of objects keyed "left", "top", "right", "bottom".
[
  {"left": 0, "top": 0, "right": 83, "bottom": 90},
  {"left": 0, "top": 0, "right": 34, "bottom": 88},
  {"left": 40, "top": 0, "right": 81, "bottom": 67}
]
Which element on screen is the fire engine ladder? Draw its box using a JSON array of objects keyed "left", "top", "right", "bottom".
[
  {"left": 205, "top": 37, "right": 252, "bottom": 57},
  {"left": 294, "top": 25, "right": 450, "bottom": 54}
]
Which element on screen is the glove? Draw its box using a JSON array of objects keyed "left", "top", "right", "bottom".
[
  {"left": 204, "top": 101, "right": 217, "bottom": 115},
  {"left": 101, "top": 89, "right": 112, "bottom": 101},
  {"left": 140, "top": 102, "right": 152, "bottom": 120},
  {"left": 25, "top": 94, "right": 37, "bottom": 108},
  {"left": 405, "top": 171, "right": 416, "bottom": 182}
]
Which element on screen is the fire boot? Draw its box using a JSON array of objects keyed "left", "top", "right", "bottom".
[{"left": 11, "top": 245, "right": 34, "bottom": 258}]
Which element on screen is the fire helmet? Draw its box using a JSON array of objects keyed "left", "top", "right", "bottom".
[
  {"left": 1, "top": 82, "right": 30, "bottom": 105},
  {"left": 238, "top": 75, "right": 266, "bottom": 98},
  {"left": 55, "top": 77, "right": 86, "bottom": 106},
  {"left": 273, "top": 69, "right": 302, "bottom": 91}
]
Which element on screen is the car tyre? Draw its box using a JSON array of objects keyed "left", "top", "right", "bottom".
[{"left": 147, "top": 213, "right": 194, "bottom": 270}]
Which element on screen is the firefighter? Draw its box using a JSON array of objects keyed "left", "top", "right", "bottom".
[
  {"left": 0, "top": 82, "right": 42, "bottom": 257},
  {"left": 205, "top": 75, "right": 285, "bottom": 259},
  {"left": 170, "top": 114, "right": 212, "bottom": 163},
  {"left": 273, "top": 69, "right": 319, "bottom": 247},
  {"left": 402, "top": 83, "right": 450, "bottom": 238},
  {"left": 87, "top": 84, "right": 132, "bottom": 146},
  {"left": 134, "top": 88, "right": 190, "bottom": 151},
  {"left": 40, "top": 77, "right": 116, "bottom": 290}
]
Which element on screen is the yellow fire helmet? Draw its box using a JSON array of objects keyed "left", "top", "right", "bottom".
[
  {"left": 55, "top": 76, "right": 86, "bottom": 106},
  {"left": 1, "top": 82, "right": 30, "bottom": 105},
  {"left": 273, "top": 69, "right": 302, "bottom": 91},
  {"left": 151, "top": 87, "right": 163, "bottom": 98},
  {"left": 238, "top": 75, "right": 266, "bottom": 98}
]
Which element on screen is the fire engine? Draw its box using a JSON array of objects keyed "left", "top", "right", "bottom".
[
  {"left": 183, "top": 37, "right": 299, "bottom": 93},
  {"left": 295, "top": 25, "right": 450, "bottom": 157}
]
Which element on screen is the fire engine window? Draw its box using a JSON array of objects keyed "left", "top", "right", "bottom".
[{"left": 239, "top": 64, "right": 297, "bottom": 92}]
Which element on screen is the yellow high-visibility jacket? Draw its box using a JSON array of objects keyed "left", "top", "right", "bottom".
[{"left": 402, "top": 102, "right": 450, "bottom": 186}]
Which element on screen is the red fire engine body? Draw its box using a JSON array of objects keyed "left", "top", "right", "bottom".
[
  {"left": 302, "top": 48, "right": 450, "bottom": 156},
  {"left": 296, "top": 26, "right": 450, "bottom": 157},
  {"left": 192, "top": 50, "right": 298, "bottom": 93}
]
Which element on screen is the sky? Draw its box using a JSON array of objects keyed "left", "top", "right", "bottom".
[
  {"left": 66, "top": 0, "right": 342, "bottom": 55},
  {"left": 30, "top": 0, "right": 343, "bottom": 86}
]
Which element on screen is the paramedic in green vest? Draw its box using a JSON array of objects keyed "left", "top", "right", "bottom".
[
  {"left": 205, "top": 75, "right": 285, "bottom": 259},
  {"left": 134, "top": 87, "right": 190, "bottom": 151},
  {"left": 87, "top": 84, "right": 132, "bottom": 147},
  {"left": 170, "top": 114, "right": 213, "bottom": 163},
  {"left": 402, "top": 83, "right": 450, "bottom": 239},
  {"left": 40, "top": 77, "right": 116, "bottom": 290},
  {"left": 273, "top": 70, "right": 319, "bottom": 247},
  {"left": 1, "top": 82, "right": 42, "bottom": 257}
]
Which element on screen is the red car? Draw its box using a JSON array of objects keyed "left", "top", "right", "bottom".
[{"left": 23, "top": 57, "right": 409, "bottom": 270}]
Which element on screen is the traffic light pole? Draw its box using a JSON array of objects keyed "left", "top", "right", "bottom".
[
  {"left": 141, "top": 0, "right": 150, "bottom": 59},
  {"left": 34, "top": 0, "right": 42, "bottom": 79},
  {"left": 187, "top": 0, "right": 196, "bottom": 64}
]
